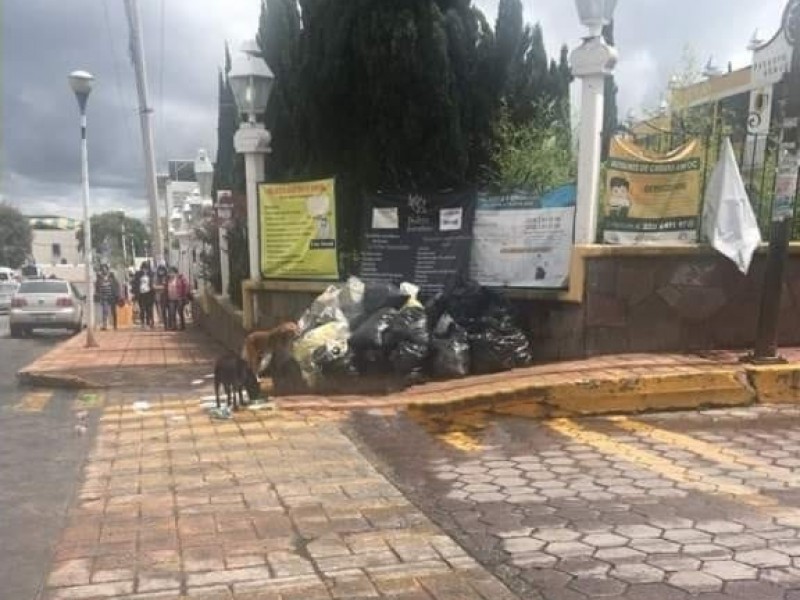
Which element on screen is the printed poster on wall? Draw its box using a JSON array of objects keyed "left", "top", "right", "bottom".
[
  {"left": 360, "top": 190, "right": 476, "bottom": 294},
  {"left": 258, "top": 178, "right": 339, "bottom": 280},
  {"left": 470, "top": 185, "right": 576, "bottom": 289},
  {"left": 603, "top": 137, "right": 703, "bottom": 245}
]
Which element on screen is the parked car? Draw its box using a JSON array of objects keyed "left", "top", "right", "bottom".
[
  {"left": 0, "top": 267, "right": 16, "bottom": 282},
  {"left": 0, "top": 281, "right": 19, "bottom": 313},
  {"left": 9, "top": 279, "right": 84, "bottom": 338}
]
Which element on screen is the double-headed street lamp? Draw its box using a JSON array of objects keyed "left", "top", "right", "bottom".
[
  {"left": 229, "top": 39, "right": 275, "bottom": 324},
  {"left": 68, "top": 70, "right": 98, "bottom": 348},
  {"left": 571, "top": 0, "right": 619, "bottom": 244}
]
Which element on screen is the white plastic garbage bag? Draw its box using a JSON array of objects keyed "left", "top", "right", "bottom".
[{"left": 702, "top": 137, "right": 762, "bottom": 274}]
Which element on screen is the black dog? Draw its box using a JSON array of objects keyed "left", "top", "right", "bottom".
[{"left": 214, "top": 354, "right": 260, "bottom": 411}]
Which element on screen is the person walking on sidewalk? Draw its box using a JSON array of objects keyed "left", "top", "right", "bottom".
[
  {"left": 154, "top": 262, "right": 169, "bottom": 329},
  {"left": 133, "top": 261, "right": 155, "bottom": 329},
  {"left": 165, "top": 267, "right": 190, "bottom": 331},
  {"left": 95, "top": 265, "right": 120, "bottom": 331}
]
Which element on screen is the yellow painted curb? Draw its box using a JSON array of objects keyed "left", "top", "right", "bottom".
[
  {"left": 416, "top": 369, "right": 755, "bottom": 418},
  {"left": 747, "top": 364, "right": 800, "bottom": 405}
]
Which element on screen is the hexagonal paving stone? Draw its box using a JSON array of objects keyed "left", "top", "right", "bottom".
[
  {"left": 503, "top": 537, "right": 546, "bottom": 553},
  {"left": 662, "top": 529, "right": 712, "bottom": 543},
  {"left": 610, "top": 563, "right": 665, "bottom": 584},
  {"left": 534, "top": 528, "right": 581, "bottom": 543},
  {"left": 667, "top": 570, "right": 723, "bottom": 593},
  {"left": 734, "top": 548, "right": 792, "bottom": 568},
  {"left": 511, "top": 551, "right": 558, "bottom": 568},
  {"left": 569, "top": 577, "right": 627, "bottom": 597},
  {"left": 545, "top": 541, "right": 594, "bottom": 558},
  {"left": 695, "top": 520, "right": 745, "bottom": 534},
  {"left": 462, "top": 483, "right": 499, "bottom": 493},
  {"left": 761, "top": 567, "right": 800, "bottom": 586},
  {"left": 701, "top": 560, "right": 758, "bottom": 581},
  {"left": 646, "top": 555, "right": 701, "bottom": 572},
  {"left": 469, "top": 492, "right": 508, "bottom": 502},
  {"left": 556, "top": 557, "right": 611, "bottom": 578},
  {"left": 454, "top": 465, "right": 487, "bottom": 475},
  {"left": 770, "top": 540, "right": 800, "bottom": 556},
  {"left": 649, "top": 517, "right": 693, "bottom": 529},
  {"left": 713, "top": 533, "right": 764, "bottom": 550},
  {"left": 681, "top": 543, "right": 732, "bottom": 560},
  {"left": 594, "top": 546, "right": 646, "bottom": 564},
  {"left": 582, "top": 533, "right": 628, "bottom": 548},
  {"left": 614, "top": 524, "right": 662, "bottom": 539},
  {"left": 630, "top": 539, "right": 682, "bottom": 554}
]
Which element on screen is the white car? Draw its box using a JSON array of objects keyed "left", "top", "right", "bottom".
[
  {"left": 9, "top": 279, "right": 85, "bottom": 338},
  {"left": 0, "top": 281, "right": 18, "bottom": 312}
]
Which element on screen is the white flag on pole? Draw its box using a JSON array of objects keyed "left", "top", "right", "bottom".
[{"left": 702, "top": 137, "right": 762, "bottom": 274}]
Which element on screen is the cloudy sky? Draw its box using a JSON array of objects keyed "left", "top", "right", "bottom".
[{"left": 1, "top": 0, "right": 789, "bottom": 221}]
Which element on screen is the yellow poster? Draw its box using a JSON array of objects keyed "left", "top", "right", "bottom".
[
  {"left": 258, "top": 178, "right": 339, "bottom": 280},
  {"left": 603, "top": 137, "right": 703, "bottom": 244}
]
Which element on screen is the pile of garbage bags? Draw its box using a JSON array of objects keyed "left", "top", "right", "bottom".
[{"left": 274, "top": 277, "right": 533, "bottom": 395}]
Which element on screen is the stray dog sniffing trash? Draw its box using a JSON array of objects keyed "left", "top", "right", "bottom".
[{"left": 214, "top": 353, "right": 261, "bottom": 412}]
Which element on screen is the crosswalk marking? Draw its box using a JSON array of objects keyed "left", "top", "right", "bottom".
[
  {"left": 610, "top": 416, "right": 800, "bottom": 486},
  {"left": 545, "top": 417, "right": 779, "bottom": 510}
]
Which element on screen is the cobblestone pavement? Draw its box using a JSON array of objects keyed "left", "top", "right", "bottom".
[
  {"left": 42, "top": 390, "right": 516, "bottom": 600},
  {"left": 349, "top": 405, "right": 800, "bottom": 599}
]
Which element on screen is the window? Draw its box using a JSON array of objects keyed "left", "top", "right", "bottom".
[
  {"left": 18, "top": 281, "right": 69, "bottom": 294},
  {"left": 52, "top": 243, "right": 62, "bottom": 259}
]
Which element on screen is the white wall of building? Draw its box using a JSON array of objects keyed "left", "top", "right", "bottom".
[{"left": 31, "top": 229, "right": 81, "bottom": 266}]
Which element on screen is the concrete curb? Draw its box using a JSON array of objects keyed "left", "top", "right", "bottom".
[{"left": 16, "top": 368, "right": 103, "bottom": 389}]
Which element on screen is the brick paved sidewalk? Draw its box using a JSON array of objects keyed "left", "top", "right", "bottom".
[
  {"left": 43, "top": 393, "right": 517, "bottom": 600},
  {"left": 17, "top": 329, "right": 222, "bottom": 389}
]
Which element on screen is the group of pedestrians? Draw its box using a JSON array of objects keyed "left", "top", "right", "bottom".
[
  {"left": 93, "top": 261, "right": 192, "bottom": 331},
  {"left": 129, "top": 261, "right": 192, "bottom": 330}
]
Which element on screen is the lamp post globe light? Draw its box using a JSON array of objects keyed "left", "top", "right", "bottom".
[
  {"left": 68, "top": 70, "right": 98, "bottom": 348},
  {"left": 571, "top": 0, "right": 618, "bottom": 244},
  {"left": 230, "top": 39, "right": 275, "bottom": 327}
]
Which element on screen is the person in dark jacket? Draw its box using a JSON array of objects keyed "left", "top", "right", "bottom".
[
  {"left": 95, "top": 265, "right": 120, "bottom": 331},
  {"left": 133, "top": 261, "right": 155, "bottom": 329}
]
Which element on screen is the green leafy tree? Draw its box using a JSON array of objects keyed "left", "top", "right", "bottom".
[
  {"left": 76, "top": 212, "right": 150, "bottom": 268},
  {"left": 0, "top": 203, "right": 33, "bottom": 268}
]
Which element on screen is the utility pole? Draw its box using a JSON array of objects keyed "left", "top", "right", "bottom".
[
  {"left": 123, "top": 0, "right": 164, "bottom": 263},
  {"left": 749, "top": 1, "right": 800, "bottom": 362}
]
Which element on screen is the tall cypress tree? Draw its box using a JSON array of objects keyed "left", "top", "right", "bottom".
[
  {"left": 601, "top": 20, "right": 618, "bottom": 159},
  {"left": 213, "top": 43, "right": 239, "bottom": 193}
]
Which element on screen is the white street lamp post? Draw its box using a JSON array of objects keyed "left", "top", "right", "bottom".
[
  {"left": 216, "top": 191, "right": 234, "bottom": 299},
  {"left": 229, "top": 39, "right": 275, "bottom": 325},
  {"left": 193, "top": 148, "right": 214, "bottom": 291},
  {"left": 68, "top": 70, "right": 98, "bottom": 348},
  {"left": 571, "top": 0, "right": 618, "bottom": 244}
]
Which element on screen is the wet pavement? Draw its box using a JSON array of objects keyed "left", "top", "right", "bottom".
[{"left": 348, "top": 405, "right": 800, "bottom": 599}]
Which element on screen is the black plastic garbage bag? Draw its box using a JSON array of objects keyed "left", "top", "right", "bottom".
[
  {"left": 430, "top": 313, "right": 470, "bottom": 379},
  {"left": 469, "top": 312, "right": 533, "bottom": 374},
  {"left": 350, "top": 308, "right": 398, "bottom": 350},
  {"left": 363, "top": 283, "right": 409, "bottom": 314},
  {"left": 384, "top": 305, "right": 430, "bottom": 382}
]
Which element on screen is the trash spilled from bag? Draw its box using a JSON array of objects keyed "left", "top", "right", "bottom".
[{"left": 268, "top": 277, "right": 533, "bottom": 396}]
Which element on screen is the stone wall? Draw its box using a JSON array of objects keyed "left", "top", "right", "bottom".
[
  {"left": 518, "top": 249, "right": 800, "bottom": 361},
  {"left": 196, "top": 292, "right": 247, "bottom": 354},
  {"left": 243, "top": 247, "right": 800, "bottom": 362}
]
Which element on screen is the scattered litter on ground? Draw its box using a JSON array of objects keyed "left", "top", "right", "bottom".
[
  {"left": 191, "top": 379, "right": 205, "bottom": 386},
  {"left": 247, "top": 400, "right": 277, "bottom": 412},
  {"left": 132, "top": 401, "right": 150, "bottom": 412},
  {"left": 208, "top": 405, "right": 232, "bottom": 420},
  {"left": 200, "top": 395, "right": 217, "bottom": 402},
  {"left": 204, "top": 373, "right": 214, "bottom": 379}
]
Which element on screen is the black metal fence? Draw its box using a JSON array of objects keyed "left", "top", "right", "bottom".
[{"left": 630, "top": 128, "right": 800, "bottom": 241}]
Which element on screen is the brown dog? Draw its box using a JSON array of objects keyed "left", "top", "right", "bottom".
[{"left": 242, "top": 321, "right": 299, "bottom": 377}]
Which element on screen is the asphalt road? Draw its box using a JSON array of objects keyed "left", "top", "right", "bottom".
[
  {"left": 350, "top": 405, "right": 800, "bottom": 600},
  {"left": 0, "top": 314, "right": 98, "bottom": 600}
]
